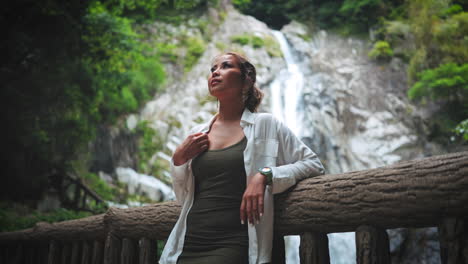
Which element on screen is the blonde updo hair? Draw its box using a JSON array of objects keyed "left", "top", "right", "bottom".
[{"left": 216, "top": 52, "right": 264, "bottom": 112}]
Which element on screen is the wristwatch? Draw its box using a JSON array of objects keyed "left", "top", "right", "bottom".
[{"left": 258, "top": 167, "right": 273, "bottom": 185}]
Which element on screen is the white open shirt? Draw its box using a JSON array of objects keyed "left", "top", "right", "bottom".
[{"left": 159, "top": 108, "right": 325, "bottom": 264}]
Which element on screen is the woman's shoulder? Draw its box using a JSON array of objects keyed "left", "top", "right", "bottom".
[
  {"left": 254, "top": 112, "right": 279, "bottom": 123},
  {"left": 254, "top": 112, "right": 284, "bottom": 128}
]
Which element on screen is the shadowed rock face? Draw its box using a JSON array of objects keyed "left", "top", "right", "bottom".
[{"left": 90, "top": 124, "right": 139, "bottom": 175}]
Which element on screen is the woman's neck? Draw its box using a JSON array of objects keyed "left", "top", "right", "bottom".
[{"left": 217, "top": 99, "right": 244, "bottom": 122}]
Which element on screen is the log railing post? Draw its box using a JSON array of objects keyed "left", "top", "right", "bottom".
[
  {"left": 272, "top": 234, "right": 286, "bottom": 264},
  {"left": 39, "top": 242, "right": 49, "bottom": 264},
  {"left": 70, "top": 241, "right": 81, "bottom": 264},
  {"left": 48, "top": 241, "right": 60, "bottom": 264},
  {"left": 11, "top": 243, "right": 23, "bottom": 264},
  {"left": 121, "top": 238, "right": 138, "bottom": 264},
  {"left": 355, "top": 225, "right": 390, "bottom": 264},
  {"left": 0, "top": 245, "right": 5, "bottom": 264},
  {"left": 438, "top": 217, "right": 468, "bottom": 264},
  {"left": 61, "top": 242, "right": 71, "bottom": 264},
  {"left": 25, "top": 243, "right": 35, "bottom": 264},
  {"left": 104, "top": 232, "right": 121, "bottom": 264},
  {"left": 139, "top": 237, "right": 157, "bottom": 264},
  {"left": 91, "top": 240, "right": 104, "bottom": 264},
  {"left": 81, "top": 241, "right": 91, "bottom": 264},
  {"left": 300, "top": 232, "right": 330, "bottom": 264}
]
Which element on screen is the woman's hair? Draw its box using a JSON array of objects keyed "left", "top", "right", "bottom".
[{"left": 217, "top": 52, "right": 264, "bottom": 112}]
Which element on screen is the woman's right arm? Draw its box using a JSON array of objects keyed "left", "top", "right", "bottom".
[{"left": 171, "top": 132, "right": 209, "bottom": 204}]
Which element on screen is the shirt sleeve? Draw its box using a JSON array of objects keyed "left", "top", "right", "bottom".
[
  {"left": 170, "top": 125, "right": 201, "bottom": 205},
  {"left": 170, "top": 157, "right": 190, "bottom": 205},
  {"left": 270, "top": 118, "right": 325, "bottom": 194}
]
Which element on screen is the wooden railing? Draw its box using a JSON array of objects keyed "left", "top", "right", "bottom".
[
  {"left": 61, "top": 172, "right": 108, "bottom": 213},
  {"left": 1, "top": 151, "right": 467, "bottom": 264}
]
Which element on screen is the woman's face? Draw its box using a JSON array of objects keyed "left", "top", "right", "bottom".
[{"left": 208, "top": 54, "right": 245, "bottom": 100}]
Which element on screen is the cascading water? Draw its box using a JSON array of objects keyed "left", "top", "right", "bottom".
[{"left": 270, "top": 30, "right": 356, "bottom": 264}]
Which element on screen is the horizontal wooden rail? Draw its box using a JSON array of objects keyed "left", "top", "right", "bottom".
[
  {"left": 1, "top": 151, "right": 467, "bottom": 244},
  {"left": 0, "top": 214, "right": 107, "bottom": 242},
  {"left": 274, "top": 151, "right": 468, "bottom": 234}
]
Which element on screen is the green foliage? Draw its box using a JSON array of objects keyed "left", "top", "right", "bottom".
[
  {"left": 454, "top": 119, "right": 468, "bottom": 141},
  {"left": 215, "top": 41, "right": 228, "bottom": 52},
  {"left": 183, "top": 36, "right": 206, "bottom": 72},
  {"left": 405, "top": 1, "right": 467, "bottom": 82},
  {"left": 232, "top": 0, "right": 251, "bottom": 5},
  {"left": 264, "top": 35, "right": 283, "bottom": 57},
  {"left": 233, "top": 0, "right": 405, "bottom": 34},
  {"left": 384, "top": 20, "right": 412, "bottom": 41},
  {"left": 230, "top": 34, "right": 265, "bottom": 48},
  {"left": 231, "top": 35, "right": 251, "bottom": 45},
  {"left": 229, "top": 34, "right": 282, "bottom": 57},
  {"left": 440, "top": 4, "right": 464, "bottom": 17},
  {"left": 135, "top": 121, "right": 168, "bottom": 180},
  {"left": 104, "top": 0, "right": 218, "bottom": 23},
  {"left": 403, "top": 1, "right": 468, "bottom": 143},
  {"left": 433, "top": 12, "right": 468, "bottom": 63},
  {"left": 84, "top": 4, "right": 167, "bottom": 121},
  {"left": 408, "top": 62, "right": 468, "bottom": 142},
  {"left": 408, "top": 63, "right": 468, "bottom": 102},
  {"left": 368, "top": 41, "right": 394, "bottom": 61},
  {"left": 251, "top": 36, "right": 265, "bottom": 48},
  {"left": 0, "top": 202, "right": 92, "bottom": 232},
  {"left": 158, "top": 240, "right": 167, "bottom": 257},
  {"left": 339, "top": 0, "right": 385, "bottom": 30},
  {"left": 82, "top": 173, "right": 118, "bottom": 201},
  {"left": 156, "top": 43, "right": 179, "bottom": 63}
]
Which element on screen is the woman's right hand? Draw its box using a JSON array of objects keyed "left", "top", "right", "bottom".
[{"left": 172, "top": 132, "right": 209, "bottom": 166}]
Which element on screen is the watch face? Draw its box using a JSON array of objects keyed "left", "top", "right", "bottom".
[{"left": 261, "top": 167, "right": 272, "bottom": 173}]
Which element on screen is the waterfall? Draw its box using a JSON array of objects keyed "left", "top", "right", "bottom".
[{"left": 270, "top": 30, "right": 356, "bottom": 264}]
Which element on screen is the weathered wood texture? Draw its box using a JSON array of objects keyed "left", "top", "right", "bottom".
[
  {"left": 81, "top": 241, "right": 91, "bottom": 264},
  {"left": 0, "top": 152, "right": 466, "bottom": 241},
  {"left": 275, "top": 151, "right": 468, "bottom": 234},
  {"left": 61, "top": 243, "right": 71, "bottom": 264},
  {"left": 121, "top": 238, "right": 137, "bottom": 264},
  {"left": 104, "top": 202, "right": 181, "bottom": 239},
  {"left": 0, "top": 214, "right": 106, "bottom": 242},
  {"left": 91, "top": 241, "right": 104, "bottom": 264},
  {"left": 48, "top": 241, "right": 60, "bottom": 264},
  {"left": 103, "top": 232, "right": 120, "bottom": 264},
  {"left": 299, "top": 232, "right": 330, "bottom": 264},
  {"left": 355, "top": 225, "right": 390, "bottom": 264},
  {"left": 139, "top": 238, "right": 157, "bottom": 264},
  {"left": 439, "top": 217, "right": 468, "bottom": 264},
  {"left": 70, "top": 241, "right": 81, "bottom": 264}
]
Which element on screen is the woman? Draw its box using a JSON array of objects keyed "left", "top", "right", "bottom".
[{"left": 159, "top": 52, "right": 325, "bottom": 264}]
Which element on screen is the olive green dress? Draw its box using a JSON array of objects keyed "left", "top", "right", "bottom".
[{"left": 177, "top": 136, "right": 249, "bottom": 264}]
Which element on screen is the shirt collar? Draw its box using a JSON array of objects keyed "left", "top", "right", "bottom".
[
  {"left": 240, "top": 108, "right": 255, "bottom": 126},
  {"left": 200, "top": 108, "right": 255, "bottom": 133}
]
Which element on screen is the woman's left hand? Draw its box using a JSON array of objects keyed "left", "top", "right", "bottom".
[{"left": 240, "top": 172, "right": 267, "bottom": 225}]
